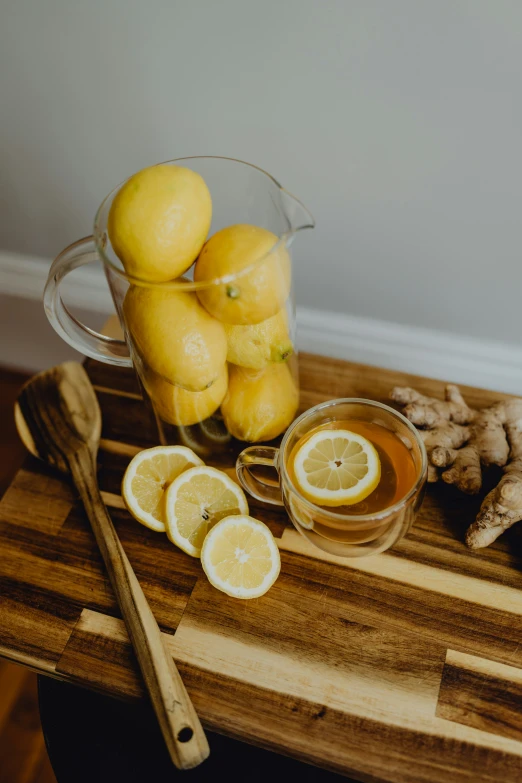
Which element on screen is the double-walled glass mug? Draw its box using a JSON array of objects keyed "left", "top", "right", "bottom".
[
  {"left": 44, "top": 157, "right": 314, "bottom": 456},
  {"left": 237, "top": 399, "right": 428, "bottom": 557}
]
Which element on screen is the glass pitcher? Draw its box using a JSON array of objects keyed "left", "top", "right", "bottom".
[{"left": 44, "top": 156, "right": 314, "bottom": 457}]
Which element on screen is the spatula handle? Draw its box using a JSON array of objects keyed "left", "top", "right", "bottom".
[{"left": 70, "top": 448, "right": 209, "bottom": 770}]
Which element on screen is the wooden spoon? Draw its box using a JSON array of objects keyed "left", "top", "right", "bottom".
[{"left": 14, "top": 361, "right": 210, "bottom": 770}]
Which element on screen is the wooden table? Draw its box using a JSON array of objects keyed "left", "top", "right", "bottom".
[{"left": 1, "top": 354, "right": 522, "bottom": 783}]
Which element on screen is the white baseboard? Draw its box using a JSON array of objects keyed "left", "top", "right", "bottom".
[
  {"left": 2, "top": 251, "right": 522, "bottom": 394},
  {"left": 298, "top": 308, "right": 522, "bottom": 395}
]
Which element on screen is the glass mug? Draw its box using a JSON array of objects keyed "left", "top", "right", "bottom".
[
  {"left": 44, "top": 157, "right": 314, "bottom": 455},
  {"left": 237, "top": 399, "right": 428, "bottom": 557}
]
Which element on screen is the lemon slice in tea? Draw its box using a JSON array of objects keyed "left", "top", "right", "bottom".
[{"left": 293, "top": 429, "right": 381, "bottom": 507}]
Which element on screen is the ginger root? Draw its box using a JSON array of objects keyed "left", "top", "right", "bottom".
[{"left": 390, "top": 384, "right": 522, "bottom": 549}]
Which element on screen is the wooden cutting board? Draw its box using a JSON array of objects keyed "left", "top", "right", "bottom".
[{"left": 1, "top": 353, "right": 522, "bottom": 783}]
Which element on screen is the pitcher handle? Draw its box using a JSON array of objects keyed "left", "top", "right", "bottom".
[
  {"left": 236, "top": 446, "right": 284, "bottom": 506},
  {"left": 43, "top": 236, "right": 132, "bottom": 367}
]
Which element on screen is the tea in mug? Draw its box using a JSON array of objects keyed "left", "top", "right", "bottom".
[{"left": 287, "top": 419, "right": 418, "bottom": 544}]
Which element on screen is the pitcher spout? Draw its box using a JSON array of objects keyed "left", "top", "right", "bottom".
[{"left": 280, "top": 188, "right": 315, "bottom": 234}]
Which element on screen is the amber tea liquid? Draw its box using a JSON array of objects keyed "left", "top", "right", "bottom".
[{"left": 287, "top": 419, "right": 418, "bottom": 544}]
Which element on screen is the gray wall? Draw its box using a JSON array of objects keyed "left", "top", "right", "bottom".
[{"left": 1, "top": 0, "right": 520, "bottom": 343}]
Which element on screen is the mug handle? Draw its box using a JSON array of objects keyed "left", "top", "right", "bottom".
[
  {"left": 236, "top": 446, "right": 284, "bottom": 506},
  {"left": 43, "top": 236, "right": 132, "bottom": 367}
]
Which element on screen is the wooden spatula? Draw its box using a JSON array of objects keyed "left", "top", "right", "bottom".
[{"left": 14, "top": 361, "right": 210, "bottom": 770}]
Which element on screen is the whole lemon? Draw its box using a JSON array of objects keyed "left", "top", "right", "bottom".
[
  {"left": 194, "top": 224, "right": 291, "bottom": 325},
  {"left": 145, "top": 364, "right": 228, "bottom": 427},
  {"left": 123, "top": 285, "right": 227, "bottom": 392},
  {"left": 221, "top": 363, "right": 299, "bottom": 442},
  {"left": 225, "top": 309, "right": 293, "bottom": 370},
  {"left": 108, "top": 165, "right": 212, "bottom": 282}
]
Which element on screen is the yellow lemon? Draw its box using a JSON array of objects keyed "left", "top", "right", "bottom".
[
  {"left": 123, "top": 285, "right": 227, "bottom": 392},
  {"left": 201, "top": 515, "right": 281, "bottom": 599},
  {"left": 194, "top": 224, "right": 291, "bottom": 324},
  {"left": 221, "top": 363, "right": 299, "bottom": 442},
  {"left": 292, "top": 430, "right": 381, "bottom": 507},
  {"left": 145, "top": 365, "right": 228, "bottom": 427},
  {"left": 224, "top": 309, "right": 293, "bottom": 370},
  {"left": 108, "top": 164, "right": 212, "bottom": 282}
]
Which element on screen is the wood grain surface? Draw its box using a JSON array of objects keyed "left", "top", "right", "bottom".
[
  {"left": 1, "top": 353, "right": 522, "bottom": 783},
  {"left": 0, "top": 367, "right": 57, "bottom": 783},
  {"left": 0, "top": 661, "right": 57, "bottom": 783}
]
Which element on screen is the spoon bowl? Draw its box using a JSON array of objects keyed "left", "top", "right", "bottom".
[{"left": 15, "top": 362, "right": 101, "bottom": 472}]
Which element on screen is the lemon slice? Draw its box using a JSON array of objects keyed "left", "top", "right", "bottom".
[
  {"left": 199, "top": 415, "right": 232, "bottom": 445},
  {"left": 164, "top": 466, "right": 249, "bottom": 557},
  {"left": 178, "top": 416, "right": 232, "bottom": 454},
  {"left": 122, "top": 446, "right": 203, "bottom": 532},
  {"left": 293, "top": 429, "right": 381, "bottom": 507},
  {"left": 201, "top": 515, "right": 281, "bottom": 599}
]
